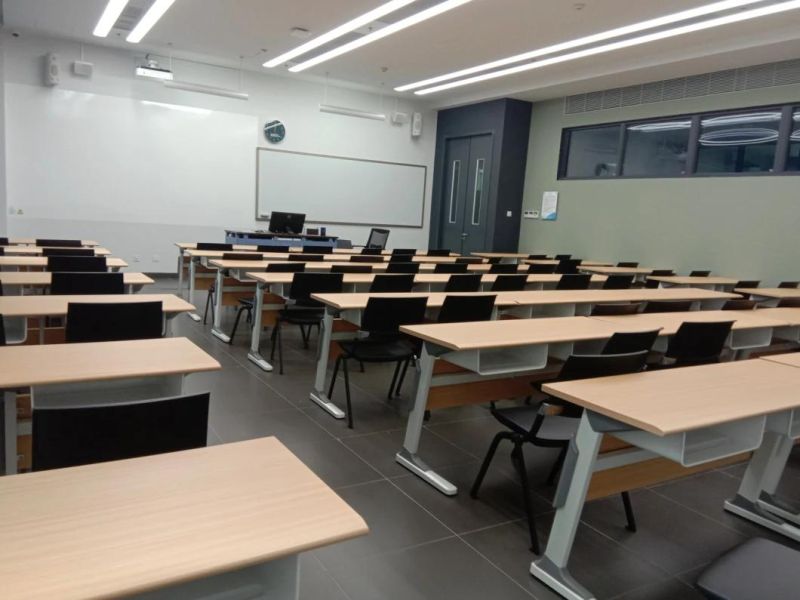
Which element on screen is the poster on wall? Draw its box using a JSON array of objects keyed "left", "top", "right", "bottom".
[{"left": 541, "top": 191, "right": 559, "bottom": 221}]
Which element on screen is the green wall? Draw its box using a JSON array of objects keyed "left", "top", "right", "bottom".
[{"left": 518, "top": 84, "right": 800, "bottom": 285}]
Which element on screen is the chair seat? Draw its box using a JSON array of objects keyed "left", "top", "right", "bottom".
[
  {"left": 697, "top": 537, "right": 800, "bottom": 600},
  {"left": 493, "top": 406, "right": 579, "bottom": 441},
  {"left": 238, "top": 298, "right": 254, "bottom": 308},
  {"left": 278, "top": 307, "right": 324, "bottom": 325},
  {"left": 339, "top": 338, "right": 416, "bottom": 362}
]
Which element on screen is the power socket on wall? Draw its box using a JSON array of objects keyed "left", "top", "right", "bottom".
[{"left": 523, "top": 209, "right": 539, "bottom": 219}]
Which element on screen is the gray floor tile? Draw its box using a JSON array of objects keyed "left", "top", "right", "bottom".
[
  {"left": 211, "top": 406, "right": 332, "bottom": 446},
  {"left": 283, "top": 437, "right": 383, "bottom": 489},
  {"left": 612, "top": 577, "right": 705, "bottom": 600}
]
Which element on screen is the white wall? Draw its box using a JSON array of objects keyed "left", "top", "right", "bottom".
[
  {"left": 0, "top": 36, "right": 7, "bottom": 234},
  {"left": 1, "top": 33, "right": 436, "bottom": 271}
]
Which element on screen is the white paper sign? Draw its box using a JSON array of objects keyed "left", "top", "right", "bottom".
[{"left": 541, "top": 191, "right": 559, "bottom": 221}]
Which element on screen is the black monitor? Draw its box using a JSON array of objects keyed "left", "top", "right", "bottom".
[{"left": 268, "top": 211, "right": 306, "bottom": 235}]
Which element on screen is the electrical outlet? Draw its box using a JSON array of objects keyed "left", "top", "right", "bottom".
[{"left": 523, "top": 209, "right": 539, "bottom": 219}]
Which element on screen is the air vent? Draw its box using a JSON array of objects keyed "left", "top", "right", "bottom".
[
  {"left": 565, "top": 58, "right": 800, "bottom": 114},
  {"left": 113, "top": 0, "right": 154, "bottom": 33}
]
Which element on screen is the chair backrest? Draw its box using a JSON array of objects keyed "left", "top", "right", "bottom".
[
  {"left": 528, "top": 254, "right": 548, "bottom": 259},
  {"left": 554, "top": 254, "right": 572, "bottom": 260},
  {"left": 304, "top": 246, "right": 333, "bottom": 254},
  {"left": 591, "top": 302, "right": 643, "bottom": 316},
  {"left": 360, "top": 297, "right": 427, "bottom": 336},
  {"left": 350, "top": 255, "right": 385, "bottom": 263},
  {"left": 777, "top": 298, "right": 800, "bottom": 308},
  {"left": 489, "top": 263, "right": 518, "bottom": 274},
  {"left": 602, "top": 274, "right": 635, "bottom": 290},
  {"left": 557, "top": 274, "right": 592, "bottom": 290},
  {"left": 0, "top": 237, "right": 8, "bottom": 245},
  {"left": 437, "top": 295, "right": 496, "bottom": 324},
  {"left": 0, "top": 312, "right": 6, "bottom": 346},
  {"left": 65, "top": 301, "right": 163, "bottom": 343},
  {"left": 643, "top": 300, "right": 693, "bottom": 313},
  {"left": 365, "top": 228, "right": 390, "bottom": 249},
  {"left": 617, "top": 262, "right": 639, "bottom": 267},
  {"left": 386, "top": 262, "right": 420, "bottom": 274},
  {"left": 266, "top": 262, "right": 306, "bottom": 272},
  {"left": 288, "top": 272, "right": 343, "bottom": 305},
  {"left": 455, "top": 257, "right": 483, "bottom": 264},
  {"left": 645, "top": 269, "right": 675, "bottom": 288},
  {"left": 389, "top": 253, "right": 415, "bottom": 263},
  {"left": 290, "top": 253, "right": 321, "bottom": 262},
  {"left": 487, "top": 257, "right": 502, "bottom": 264},
  {"left": 0, "top": 247, "right": 4, "bottom": 256},
  {"left": 51, "top": 272, "right": 125, "bottom": 295},
  {"left": 392, "top": 248, "right": 417, "bottom": 255},
  {"left": 722, "top": 299, "right": 757, "bottom": 310},
  {"left": 556, "top": 259, "right": 582, "bottom": 274},
  {"left": 257, "top": 245, "right": 291, "bottom": 253},
  {"left": 689, "top": 270, "right": 711, "bottom": 277},
  {"left": 735, "top": 280, "right": 760, "bottom": 289},
  {"left": 559, "top": 350, "right": 649, "bottom": 382},
  {"left": 336, "top": 239, "right": 353, "bottom": 249},
  {"left": 444, "top": 274, "right": 483, "bottom": 292},
  {"left": 665, "top": 321, "right": 734, "bottom": 365},
  {"left": 527, "top": 263, "right": 557, "bottom": 274},
  {"left": 196, "top": 242, "right": 233, "bottom": 251},
  {"left": 32, "top": 392, "right": 210, "bottom": 472},
  {"left": 331, "top": 264, "right": 373, "bottom": 273},
  {"left": 42, "top": 248, "right": 96, "bottom": 257},
  {"left": 369, "top": 274, "right": 415, "bottom": 293},
  {"left": 491, "top": 275, "right": 528, "bottom": 292},
  {"left": 47, "top": 256, "right": 108, "bottom": 272},
  {"left": 36, "top": 239, "right": 82, "bottom": 247},
  {"left": 602, "top": 330, "right": 661, "bottom": 355},
  {"left": 361, "top": 247, "right": 383, "bottom": 255},
  {"left": 222, "top": 252, "right": 262, "bottom": 261},
  {"left": 434, "top": 263, "right": 468, "bottom": 274},
  {"left": 427, "top": 249, "right": 451, "bottom": 257},
  {"left": 778, "top": 281, "right": 800, "bottom": 289}
]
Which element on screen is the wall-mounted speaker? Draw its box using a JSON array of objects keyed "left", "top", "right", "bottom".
[
  {"left": 44, "top": 53, "right": 60, "bottom": 86},
  {"left": 411, "top": 112, "right": 423, "bottom": 137}
]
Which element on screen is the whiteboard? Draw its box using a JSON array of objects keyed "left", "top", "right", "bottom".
[{"left": 256, "top": 148, "right": 426, "bottom": 227}]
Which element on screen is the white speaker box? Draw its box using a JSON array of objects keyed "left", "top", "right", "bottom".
[
  {"left": 72, "top": 60, "right": 94, "bottom": 78},
  {"left": 392, "top": 112, "right": 410, "bottom": 125},
  {"left": 44, "top": 53, "right": 60, "bottom": 86},
  {"left": 411, "top": 112, "right": 423, "bottom": 137}
]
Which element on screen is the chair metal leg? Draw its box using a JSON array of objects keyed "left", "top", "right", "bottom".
[
  {"left": 511, "top": 444, "right": 541, "bottom": 554},
  {"left": 547, "top": 445, "right": 568, "bottom": 486},
  {"left": 388, "top": 361, "right": 402, "bottom": 399},
  {"left": 395, "top": 358, "right": 411, "bottom": 397},
  {"left": 299, "top": 325, "right": 310, "bottom": 349},
  {"left": 203, "top": 288, "right": 215, "bottom": 325},
  {"left": 276, "top": 321, "right": 284, "bottom": 375},
  {"left": 342, "top": 357, "right": 353, "bottom": 429},
  {"left": 228, "top": 306, "right": 247, "bottom": 343},
  {"left": 359, "top": 361, "right": 365, "bottom": 373},
  {"left": 269, "top": 323, "right": 278, "bottom": 361},
  {"left": 621, "top": 491, "right": 637, "bottom": 532},
  {"left": 328, "top": 355, "right": 342, "bottom": 400},
  {"left": 471, "top": 431, "right": 508, "bottom": 499}
]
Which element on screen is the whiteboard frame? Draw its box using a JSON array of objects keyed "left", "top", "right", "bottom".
[{"left": 255, "top": 147, "right": 427, "bottom": 228}]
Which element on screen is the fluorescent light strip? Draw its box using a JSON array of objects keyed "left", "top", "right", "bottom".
[
  {"left": 264, "top": 0, "right": 420, "bottom": 68},
  {"left": 415, "top": 0, "right": 800, "bottom": 95},
  {"left": 396, "top": 0, "right": 766, "bottom": 91},
  {"left": 164, "top": 80, "right": 249, "bottom": 100},
  {"left": 127, "top": 0, "right": 176, "bottom": 43},
  {"left": 93, "top": 0, "right": 129, "bottom": 37},
  {"left": 319, "top": 104, "right": 387, "bottom": 120},
  {"left": 290, "top": 0, "right": 473, "bottom": 73}
]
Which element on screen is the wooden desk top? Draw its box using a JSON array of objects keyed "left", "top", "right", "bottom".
[
  {"left": 0, "top": 294, "right": 194, "bottom": 318},
  {"left": 401, "top": 317, "right": 620, "bottom": 351},
  {"left": 311, "top": 291, "right": 519, "bottom": 310},
  {"left": 544, "top": 359, "right": 800, "bottom": 436},
  {"left": 1, "top": 246, "right": 112, "bottom": 256},
  {"left": 579, "top": 266, "right": 653, "bottom": 275},
  {"left": 0, "top": 437, "right": 368, "bottom": 600},
  {"left": 245, "top": 272, "right": 607, "bottom": 285},
  {"left": 761, "top": 352, "right": 800, "bottom": 369},
  {"left": 736, "top": 287, "right": 800, "bottom": 299},
  {"left": 589, "top": 310, "right": 787, "bottom": 335},
  {"left": 649, "top": 276, "right": 738, "bottom": 286},
  {"left": 0, "top": 272, "right": 154, "bottom": 287},
  {"left": 7, "top": 238, "right": 98, "bottom": 247},
  {"left": 0, "top": 257, "right": 127, "bottom": 268},
  {"left": 751, "top": 307, "right": 800, "bottom": 325},
  {"left": 0, "top": 337, "right": 219, "bottom": 389},
  {"left": 176, "top": 242, "right": 453, "bottom": 256},
  {"left": 211, "top": 259, "right": 515, "bottom": 274},
  {"left": 190, "top": 249, "right": 471, "bottom": 264},
  {"left": 472, "top": 252, "right": 537, "bottom": 259},
  {"left": 526, "top": 259, "right": 614, "bottom": 267}
]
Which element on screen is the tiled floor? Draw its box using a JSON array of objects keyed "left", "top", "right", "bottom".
[{"left": 156, "top": 275, "right": 800, "bottom": 599}]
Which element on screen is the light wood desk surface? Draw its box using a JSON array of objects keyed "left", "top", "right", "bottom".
[
  {"left": 579, "top": 266, "right": 653, "bottom": 275},
  {"left": 246, "top": 272, "right": 607, "bottom": 286},
  {"left": 761, "top": 352, "right": 800, "bottom": 369},
  {"left": 7, "top": 238, "right": 98, "bottom": 247},
  {"left": 472, "top": 252, "right": 541, "bottom": 259},
  {"left": 736, "top": 287, "right": 800, "bottom": 299},
  {"left": 176, "top": 242, "right": 452, "bottom": 256},
  {"left": 590, "top": 309, "right": 788, "bottom": 335},
  {"left": 752, "top": 307, "right": 800, "bottom": 324},
  {"left": 0, "top": 293, "right": 194, "bottom": 318},
  {"left": 0, "top": 256, "right": 127, "bottom": 268},
  {"left": 649, "top": 276, "right": 738, "bottom": 286},
  {"left": 188, "top": 249, "right": 472, "bottom": 264},
  {"left": 0, "top": 246, "right": 112, "bottom": 256},
  {"left": 311, "top": 291, "right": 519, "bottom": 310},
  {"left": 0, "top": 337, "right": 219, "bottom": 389},
  {"left": 0, "top": 272, "right": 153, "bottom": 287},
  {"left": 0, "top": 437, "right": 368, "bottom": 600},
  {"left": 526, "top": 259, "right": 614, "bottom": 267},
  {"left": 544, "top": 359, "right": 800, "bottom": 436},
  {"left": 209, "top": 258, "right": 502, "bottom": 273}
]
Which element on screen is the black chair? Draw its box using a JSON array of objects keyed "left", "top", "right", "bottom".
[
  {"left": 645, "top": 269, "right": 675, "bottom": 288},
  {"left": 65, "top": 301, "right": 163, "bottom": 343},
  {"left": 662, "top": 321, "right": 734, "bottom": 367},
  {"left": 331, "top": 264, "right": 373, "bottom": 273},
  {"left": 328, "top": 297, "right": 427, "bottom": 428},
  {"left": 392, "top": 248, "right": 417, "bottom": 255},
  {"left": 51, "top": 272, "right": 124, "bottom": 295},
  {"left": 196, "top": 242, "right": 233, "bottom": 251},
  {"left": 778, "top": 281, "right": 800, "bottom": 289},
  {"left": 491, "top": 275, "right": 528, "bottom": 292},
  {"left": 291, "top": 253, "right": 322, "bottom": 262},
  {"left": 36, "top": 239, "right": 82, "bottom": 247},
  {"left": 427, "top": 249, "right": 451, "bottom": 257},
  {"left": 304, "top": 246, "right": 333, "bottom": 254},
  {"left": 555, "top": 259, "right": 581, "bottom": 274},
  {"left": 42, "top": 248, "right": 96, "bottom": 257},
  {"left": 777, "top": 298, "right": 800, "bottom": 308},
  {"left": 554, "top": 254, "right": 572, "bottom": 260},
  {"left": 489, "top": 264, "right": 518, "bottom": 274},
  {"left": 222, "top": 252, "right": 262, "bottom": 261},
  {"left": 617, "top": 262, "right": 639, "bottom": 267},
  {"left": 690, "top": 270, "right": 711, "bottom": 277},
  {"left": 602, "top": 329, "right": 661, "bottom": 354},
  {"left": 527, "top": 263, "right": 557, "bottom": 274},
  {"left": 257, "top": 245, "right": 290, "bottom": 253},
  {"left": 487, "top": 257, "right": 502, "bottom": 264},
  {"left": 445, "top": 274, "right": 483, "bottom": 292},
  {"left": 437, "top": 295, "right": 496, "bottom": 324},
  {"left": 434, "top": 263, "right": 468, "bottom": 274},
  {"left": 47, "top": 256, "right": 108, "bottom": 272},
  {"left": 735, "top": 280, "right": 760, "bottom": 289},
  {"left": 0, "top": 237, "right": 8, "bottom": 245},
  {"left": 456, "top": 257, "right": 483, "bottom": 264},
  {"left": 336, "top": 239, "right": 353, "bottom": 250},
  {"left": 270, "top": 273, "right": 344, "bottom": 374},
  {"left": 370, "top": 274, "right": 415, "bottom": 292},
  {"left": 32, "top": 392, "right": 210, "bottom": 471},
  {"left": 556, "top": 274, "right": 591, "bottom": 290},
  {"left": 389, "top": 253, "right": 415, "bottom": 263},
  {"left": 361, "top": 248, "right": 383, "bottom": 256},
  {"left": 722, "top": 299, "right": 757, "bottom": 310},
  {"left": 528, "top": 254, "right": 549, "bottom": 259},
  {"left": 386, "top": 262, "right": 420, "bottom": 274},
  {"left": 696, "top": 537, "right": 800, "bottom": 600},
  {"left": 0, "top": 311, "right": 6, "bottom": 346},
  {"left": 0, "top": 247, "right": 4, "bottom": 256},
  {"left": 364, "top": 228, "right": 390, "bottom": 249},
  {"left": 471, "top": 351, "right": 649, "bottom": 553},
  {"left": 643, "top": 300, "right": 693, "bottom": 313},
  {"left": 204, "top": 252, "right": 262, "bottom": 324},
  {"left": 350, "top": 255, "right": 385, "bottom": 263},
  {"left": 602, "top": 274, "right": 634, "bottom": 290},
  {"left": 591, "top": 302, "right": 643, "bottom": 316}
]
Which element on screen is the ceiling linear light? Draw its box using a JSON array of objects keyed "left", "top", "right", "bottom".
[
  {"left": 127, "top": 0, "right": 176, "bottom": 43},
  {"left": 140, "top": 100, "right": 211, "bottom": 115},
  {"left": 164, "top": 80, "right": 249, "bottom": 100},
  {"left": 414, "top": 0, "right": 800, "bottom": 95},
  {"left": 289, "top": 0, "right": 474, "bottom": 73},
  {"left": 264, "top": 0, "right": 420, "bottom": 68},
  {"left": 702, "top": 112, "right": 782, "bottom": 125},
  {"left": 93, "top": 0, "right": 129, "bottom": 38},
  {"left": 394, "top": 0, "right": 766, "bottom": 92},
  {"left": 319, "top": 104, "right": 387, "bottom": 121},
  {"left": 628, "top": 121, "right": 692, "bottom": 132}
]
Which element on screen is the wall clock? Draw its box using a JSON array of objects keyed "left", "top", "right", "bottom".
[{"left": 264, "top": 120, "right": 286, "bottom": 144}]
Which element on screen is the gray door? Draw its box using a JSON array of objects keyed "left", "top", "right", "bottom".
[{"left": 439, "top": 134, "right": 492, "bottom": 254}]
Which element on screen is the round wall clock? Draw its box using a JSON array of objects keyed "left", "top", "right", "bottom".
[{"left": 264, "top": 120, "right": 286, "bottom": 144}]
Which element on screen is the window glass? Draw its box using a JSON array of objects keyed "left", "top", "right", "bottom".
[
  {"left": 471, "top": 159, "right": 484, "bottom": 225},
  {"left": 564, "top": 125, "right": 620, "bottom": 178},
  {"left": 696, "top": 111, "right": 780, "bottom": 173},
  {"left": 622, "top": 120, "right": 691, "bottom": 177},
  {"left": 787, "top": 109, "right": 800, "bottom": 172},
  {"left": 448, "top": 160, "right": 460, "bottom": 223}
]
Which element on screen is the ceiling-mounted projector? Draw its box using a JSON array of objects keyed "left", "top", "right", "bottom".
[{"left": 135, "top": 58, "right": 173, "bottom": 80}]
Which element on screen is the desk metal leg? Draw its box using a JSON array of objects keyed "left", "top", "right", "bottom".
[
  {"left": 211, "top": 269, "right": 231, "bottom": 343},
  {"left": 3, "top": 390, "right": 17, "bottom": 475},
  {"left": 187, "top": 258, "right": 201, "bottom": 322},
  {"left": 309, "top": 308, "right": 345, "bottom": 419},
  {"left": 176, "top": 249, "right": 184, "bottom": 296},
  {"left": 247, "top": 282, "right": 273, "bottom": 372},
  {"left": 531, "top": 413, "right": 602, "bottom": 600}
]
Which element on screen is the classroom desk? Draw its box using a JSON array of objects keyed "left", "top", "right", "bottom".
[
  {"left": 6, "top": 238, "right": 99, "bottom": 246},
  {"left": 0, "top": 256, "right": 127, "bottom": 271},
  {"left": 0, "top": 437, "right": 368, "bottom": 599},
  {"left": 578, "top": 265, "right": 653, "bottom": 284},
  {"left": 0, "top": 293, "right": 194, "bottom": 344},
  {"left": 525, "top": 259, "right": 614, "bottom": 267},
  {"left": 649, "top": 275, "right": 739, "bottom": 291},
  {"left": 0, "top": 246, "right": 112, "bottom": 256},
  {"left": 531, "top": 358, "right": 800, "bottom": 600},
  {"left": 472, "top": 252, "right": 547, "bottom": 263},
  {"left": 0, "top": 271, "right": 153, "bottom": 294},
  {"left": 751, "top": 307, "right": 800, "bottom": 342},
  {"left": 0, "top": 336, "right": 220, "bottom": 475},
  {"left": 186, "top": 248, "right": 475, "bottom": 264},
  {"left": 736, "top": 287, "right": 800, "bottom": 306}
]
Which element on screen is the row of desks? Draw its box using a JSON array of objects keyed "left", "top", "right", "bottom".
[
  {"left": 0, "top": 256, "right": 127, "bottom": 270},
  {"left": 0, "top": 245, "right": 111, "bottom": 256}
]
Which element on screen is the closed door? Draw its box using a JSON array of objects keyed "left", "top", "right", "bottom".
[{"left": 439, "top": 134, "right": 492, "bottom": 255}]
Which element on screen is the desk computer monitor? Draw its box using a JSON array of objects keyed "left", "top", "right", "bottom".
[{"left": 268, "top": 211, "right": 306, "bottom": 235}]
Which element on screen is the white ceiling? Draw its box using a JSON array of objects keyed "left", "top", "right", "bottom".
[{"left": 4, "top": 0, "right": 800, "bottom": 107}]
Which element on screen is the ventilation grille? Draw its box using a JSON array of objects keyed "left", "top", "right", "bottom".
[
  {"left": 113, "top": 0, "right": 154, "bottom": 33},
  {"left": 564, "top": 58, "right": 800, "bottom": 115}
]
